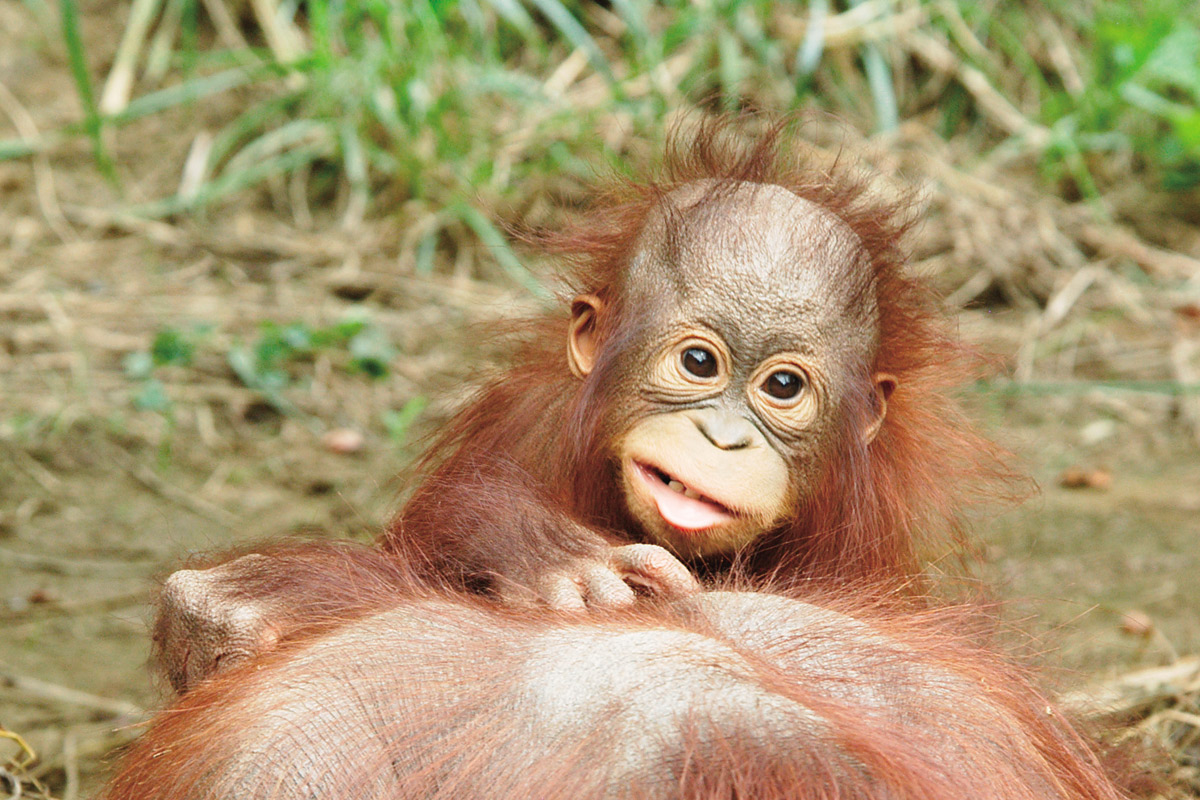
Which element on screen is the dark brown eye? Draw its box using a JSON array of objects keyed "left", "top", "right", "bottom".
[
  {"left": 763, "top": 370, "right": 803, "bottom": 400},
  {"left": 681, "top": 347, "right": 718, "bottom": 378}
]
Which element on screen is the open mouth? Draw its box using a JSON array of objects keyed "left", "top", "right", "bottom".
[{"left": 632, "top": 461, "right": 737, "bottom": 532}]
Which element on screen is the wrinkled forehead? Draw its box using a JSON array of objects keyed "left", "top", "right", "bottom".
[{"left": 625, "top": 181, "right": 878, "bottom": 357}]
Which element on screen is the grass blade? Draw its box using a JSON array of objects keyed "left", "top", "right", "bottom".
[
  {"left": 453, "top": 202, "right": 548, "bottom": 297},
  {"left": 717, "top": 29, "right": 744, "bottom": 112},
  {"left": 609, "top": 0, "right": 650, "bottom": 50},
  {"left": 860, "top": 42, "right": 898, "bottom": 132},
  {"left": 114, "top": 65, "right": 281, "bottom": 124},
  {"left": 130, "top": 145, "right": 328, "bottom": 218},
  {"left": 795, "top": 0, "right": 829, "bottom": 76},
  {"left": 0, "top": 138, "right": 48, "bottom": 160},
  {"left": 59, "top": 0, "right": 117, "bottom": 182},
  {"left": 480, "top": 0, "right": 538, "bottom": 41},
  {"left": 849, "top": 0, "right": 898, "bottom": 132},
  {"left": 524, "top": 0, "right": 614, "bottom": 83}
]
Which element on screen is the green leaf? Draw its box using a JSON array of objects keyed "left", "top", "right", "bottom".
[
  {"left": 123, "top": 351, "right": 154, "bottom": 380},
  {"left": 1144, "top": 26, "right": 1200, "bottom": 97},
  {"left": 382, "top": 395, "right": 429, "bottom": 444},
  {"left": 348, "top": 325, "right": 395, "bottom": 379},
  {"left": 282, "top": 322, "right": 314, "bottom": 351},
  {"left": 311, "top": 317, "right": 367, "bottom": 347},
  {"left": 151, "top": 328, "right": 195, "bottom": 366},
  {"left": 133, "top": 378, "right": 171, "bottom": 412}
]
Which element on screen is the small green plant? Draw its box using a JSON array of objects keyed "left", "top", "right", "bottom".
[
  {"left": 125, "top": 314, "right": 396, "bottom": 416},
  {"left": 382, "top": 395, "right": 429, "bottom": 447},
  {"left": 123, "top": 326, "right": 207, "bottom": 413},
  {"left": 227, "top": 313, "right": 395, "bottom": 410},
  {"left": 1095, "top": 9, "right": 1200, "bottom": 189}
]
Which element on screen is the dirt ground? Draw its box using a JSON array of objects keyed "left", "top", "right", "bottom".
[{"left": 2, "top": 3, "right": 1199, "bottom": 797}]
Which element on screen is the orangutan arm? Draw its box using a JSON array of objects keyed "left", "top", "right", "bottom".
[
  {"left": 386, "top": 455, "right": 698, "bottom": 611},
  {"left": 153, "top": 541, "right": 411, "bottom": 694},
  {"left": 154, "top": 465, "right": 696, "bottom": 695}
]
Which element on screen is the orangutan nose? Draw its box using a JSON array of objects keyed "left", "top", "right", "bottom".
[{"left": 692, "top": 410, "right": 756, "bottom": 451}]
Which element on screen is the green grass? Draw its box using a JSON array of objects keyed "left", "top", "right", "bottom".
[
  {"left": 4, "top": 0, "right": 1199, "bottom": 283},
  {"left": 123, "top": 316, "right": 397, "bottom": 416},
  {"left": 952, "top": 0, "right": 1200, "bottom": 193}
]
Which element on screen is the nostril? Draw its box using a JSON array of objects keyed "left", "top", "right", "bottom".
[
  {"left": 696, "top": 418, "right": 753, "bottom": 451},
  {"left": 721, "top": 434, "right": 753, "bottom": 451}
]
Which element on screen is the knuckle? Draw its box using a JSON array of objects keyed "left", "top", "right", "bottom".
[
  {"left": 540, "top": 573, "right": 585, "bottom": 609},
  {"left": 622, "top": 543, "right": 677, "bottom": 572},
  {"left": 583, "top": 563, "right": 616, "bottom": 582},
  {"left": 160, "top": 569, "right": 206, "bottom": 604},
  {"left": 547, "top": 590, "right": 587, "bottom": 612}
]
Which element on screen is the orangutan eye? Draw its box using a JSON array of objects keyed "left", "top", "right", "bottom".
[
  {"left": 763, "top": 370, "right": 804, "bottom": 400},
  {"left": 681, "top": 347, "right": 718, "bottom": 379}
]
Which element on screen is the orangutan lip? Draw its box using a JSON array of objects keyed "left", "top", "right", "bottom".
[{"left": 633, "top": 462, "right": 734, "bottom": 532}]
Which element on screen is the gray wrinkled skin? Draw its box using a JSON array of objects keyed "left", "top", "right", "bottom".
[{"left": 624, "top": 181, "right": 878, "bottom": 406}]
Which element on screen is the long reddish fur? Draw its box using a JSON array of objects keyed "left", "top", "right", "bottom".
[
  {"left": 390, "top": 115, "right": 1023, "bottom": 588},
  {"left": 105, "top": 544, "right": 1125, "bottom": 800}
]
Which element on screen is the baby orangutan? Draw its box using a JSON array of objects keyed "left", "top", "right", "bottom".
[{"left": 155, "top": 119, "right": 1014, "bottom": 694}]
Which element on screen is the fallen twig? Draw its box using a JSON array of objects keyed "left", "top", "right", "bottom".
[
  {"left": 107, "top": 446, "right": 238, "bottom": 528},
  {"left": 0, "top": 668, "right": 145, "bottom": 719},
  {"left": 1059, "top": 657, "right": 1200, "bottom": 719},
  {"left": 1077, "top": 223, "right": 1200, "bottom": 280},
  {"left": 0, "top": 591, "right": 149, "bottom": 624},
  {"left": 0, "top": 546, "right": 152, "bottom": 577},
  {"left": 0, "top": 79, "right": 76, "bottom": 242},
  {"left": 900, "top": 28, "right": 1052, "bottom": 150}
]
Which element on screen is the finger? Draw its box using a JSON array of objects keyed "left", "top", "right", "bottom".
[
  {"left": 539, "top": 574, "right": 588, "bottom": 612},
  {"left": 610, "top": 544, "right": 700, "bottom": 598},
  {"left": 581, "top": 565, "right": 636, "bottom": 610}
]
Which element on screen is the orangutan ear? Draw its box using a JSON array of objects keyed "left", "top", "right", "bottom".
[
  {"left": 863, "top": 373, "right": 897, "bottom": 444},
  {"left": 567, "top": 295, "right": 604, "bottom": 378}
]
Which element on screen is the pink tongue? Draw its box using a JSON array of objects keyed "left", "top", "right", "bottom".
[{"left": 638, "top": 466, "right": 735, "bottom": 531}]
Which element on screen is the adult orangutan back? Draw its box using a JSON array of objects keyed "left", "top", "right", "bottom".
[{"left": 104, "top": 548, "right": 1123, "bottom": 800}]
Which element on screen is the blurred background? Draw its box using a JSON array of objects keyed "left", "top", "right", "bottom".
[{"left": 0, "top": 0, "right": 1198, "bottom": 795}]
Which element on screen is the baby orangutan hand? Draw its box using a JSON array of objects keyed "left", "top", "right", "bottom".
[
  {"left": 499, "top": 543, "right": 700, "bottom": 612},
  {"left": 153, "top": 554, "right": 284, "bottom": 695}
]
